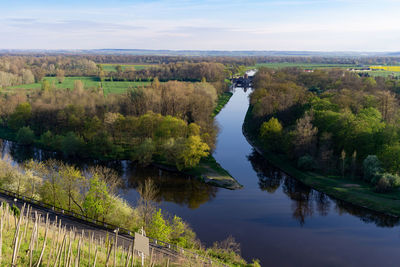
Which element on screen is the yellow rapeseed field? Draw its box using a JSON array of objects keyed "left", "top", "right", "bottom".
[{"left": 369, "top": 66, "right": 400, "bottom": 72}]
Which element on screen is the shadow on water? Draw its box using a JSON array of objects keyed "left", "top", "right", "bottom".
[
  {"left": 0, "top": 139, "right": 218, "bottom": 210},
  {"left": 247, "top": 149, "right": 400, "bottom": 228}
]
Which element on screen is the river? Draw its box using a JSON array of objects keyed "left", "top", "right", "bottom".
[{"left": 1, "top": 87, "right": 400, "bottom": 266}]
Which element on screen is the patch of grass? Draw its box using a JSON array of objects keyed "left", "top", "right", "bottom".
[
  {"left": 100, "top": 64, "right": 154, "bottom": 72},
  {"left": 212, "top": 92, "right": 233, "bottom": 117},
  {"left": 6, "top": 76, "right": 151, "bottom": 95},
  {"left": 249, "top": 63, "right": 357, "bottom": 70},
  {"left": 244, "top": 107, "right": 400, "bottom": 217},
  {"left": 186, "top": 155, "right": 242, "bottom": 190},
  {"left": 367, "top": 71, "right": 400, "bottom": 78}
]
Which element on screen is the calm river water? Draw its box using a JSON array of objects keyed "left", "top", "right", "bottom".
[{"left": 1, "top": 87, "right": 400, "bottom": 266}]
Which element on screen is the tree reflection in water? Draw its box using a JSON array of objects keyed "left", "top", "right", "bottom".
[
  {"left": 125, "top": 164, "right": 218, "bottom": 210},
  {"left": 1, "top": 139, "right": 218, "bottom": 210},
  {"left": 247, "top": 149, "right": 400, "bottom": 227}
]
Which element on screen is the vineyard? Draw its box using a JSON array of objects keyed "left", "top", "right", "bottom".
[{"left": 0, "top": 201, "right": 214, "bottom": 266}]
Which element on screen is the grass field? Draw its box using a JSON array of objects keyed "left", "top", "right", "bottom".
[
  {"left": 6, "top": 76, "right": 151, "bottom": 95},
  {"left": 253, "top": 62, "right": 358, "bottom": 69},
  {"left": 367, "top": 70, "right": 400, "bottom": 77},
  {"left": 100, "top": 64, "right": 154, "bottom": 72}
]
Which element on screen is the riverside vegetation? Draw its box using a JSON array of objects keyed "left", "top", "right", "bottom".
[
  {"left": 0, "top": 157, "right": 256, "bottom": 266},
  {"left": 245, "top": 67, "right": 400, "bottom": 216}
]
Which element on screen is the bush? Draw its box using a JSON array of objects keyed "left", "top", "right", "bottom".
[
  {"left": 363, "top": 155, "right": 383, "bottom": 184},
  {"left": 16, "top": 126, "right": 35, "bottom": 145},
  {"left": 297, "top": 154, "right": 315, "bottom": 171},
  {"left": 375, "top": 173, "right": 400, "bottom": 193}
]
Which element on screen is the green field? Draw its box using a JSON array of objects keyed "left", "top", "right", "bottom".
[
  {"left": 253, "top": 62, "right": 358, "bottom": 69},
  {"left": 366, "top": 70, "right": 400, "bottom": 78},
  {"left": 6, "top": 76, "right": 151, "bottom": 95},
  {"left": 100, "top": 63, "right": 154, "bottom": 72}
]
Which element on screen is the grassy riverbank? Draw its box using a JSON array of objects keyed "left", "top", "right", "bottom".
[
  {"left": 243, "top": 107, "right": 400, "bottom": 217},
  {"left": 213, "top": 92, "right": 233, "bottom": 117}
]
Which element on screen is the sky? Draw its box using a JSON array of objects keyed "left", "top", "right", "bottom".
[{"left": 1, "top": 0, "right": 400, "bottom": 51}]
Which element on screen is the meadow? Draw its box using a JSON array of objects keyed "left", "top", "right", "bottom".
[
  {"left": 253, "top": 62, "right": 358, "bottom": 69},
  {"left": 6, "top": 76, "right": 151, "bottom": 95},
  {"left": 101, "top": 64, "right": 154, "bottom": 72}
]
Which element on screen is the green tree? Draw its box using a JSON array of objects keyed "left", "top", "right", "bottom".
[
  {"left": 8, "top": 102, "right": 32, "bottom": 130},
  {"left": 83, "top": 175, "right": 110, "bottom": 220},
  {"left": 59, "top": 165, "right": 85, "bottom": 212},
  {"left": 147, "top": 209, "right": 171, "bottom": 242},
  {"left": 178, "top": 136, "right": 209, "bottom": 170},
  {"left": 38, "top": 130, "right": 54, "bottom": 147},
  {"left": 133, "top": 138, "right": 155, "bottom": 166},
  {"left": 170, "top": 215, "right": 196, "bottom": 248},
  {"left": 379, "top": 143, "right": 400, "bottom": 174},
  {"left": 259, "top": 117, "right": 283, "bottom": 151},
  {"left": 16, "top": 126, "right": 35, "bottom": 145},
  {"left": 41, "top": 79, "right": 51, "bottom": 91},
  {"left": 363, "top": 155, "right": 382, "bottom": 184},
  {"left": 61, "top": 132, "right": 84, "bottom": 157}
]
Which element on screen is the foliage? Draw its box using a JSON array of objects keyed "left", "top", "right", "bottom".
[
  {"left": 61, "top": 132, "right": 84, "bottom": 157},
  {"left": 363, "top": 155, "right": 383, "bottom": 184},
  {"left": 250, "top": 67, "right": 400, "bottom": 193},
  {"left": 376, "top": 173, "right": 400, "bottom": 193},
  {"left": 8, "top": 102, "right": 32, "bottom": 130},
  {"left": 297, "top": 154, "right": 315, "bottom": 171},
  {"left": 178, "top": 135, "right": 210, "bottom": 170},
  {"left": 147, "top": 209, "right": 172, "bottom": 242},
  {"left": 16, "top": 126, "right": 35, "bottom": 145},
  {"left": 259, "top": 117, "right": 283, "bottom": 151},
  {"left": 2, "top": 78, "right": 219, "bottom": 169}
]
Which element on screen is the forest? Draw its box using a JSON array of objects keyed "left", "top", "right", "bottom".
[
  {"left": 248, "top": 67, "right": 400, "bottom": 193},
  {"left": 0, "top": 55, "right": 234, "bottom": 171}
]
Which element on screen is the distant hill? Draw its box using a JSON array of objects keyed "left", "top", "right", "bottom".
[{"left": 0, "top": 49, "right": 398, "bottom": 57}]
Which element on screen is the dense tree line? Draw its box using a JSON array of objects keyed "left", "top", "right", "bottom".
[
  {"left": 0, "top": 79, "right": 219, "bottom": 169},
  {"left": 102, "top": 62, "right": 226, "bottom": 83},
  {"left": 250, "top": 67, "right": 400, "bottom": 192}
]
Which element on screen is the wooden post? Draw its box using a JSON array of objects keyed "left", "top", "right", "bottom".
[{"left": 35, "top": 214, "right": 49, "bottom": 267}]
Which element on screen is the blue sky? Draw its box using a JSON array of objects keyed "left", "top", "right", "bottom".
[{"left": 1, "top": 0, "right": 400, "bottom": 51}]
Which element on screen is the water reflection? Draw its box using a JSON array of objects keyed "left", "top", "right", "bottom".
[
  {"left": 247, "top": 149, "right": 400, "bottom": 227},
  {"left": 124, "top": 164, "right": 218, "bottom": 209},
  {"left": 0, "top": 139, "right": 218, "bottom": 209}
]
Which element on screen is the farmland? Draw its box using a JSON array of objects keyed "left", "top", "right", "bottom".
[
  {"left": 5, "top": 76, "right": 151, "bottom": 95},
  {"left": 100, "top": 63, "right": 154, "bottom": 72},
  {"left": 253, "top": 62, "right": 358, "bottom": 69}
]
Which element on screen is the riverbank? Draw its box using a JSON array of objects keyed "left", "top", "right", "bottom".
[
  {"left": 243, "top": 107, "right": 400, "bottom": 217},
  {"left": 0, "top": 91, "right": 242, "bottom": 190}
]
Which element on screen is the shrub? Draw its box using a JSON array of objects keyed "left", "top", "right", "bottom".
[
  {"left": 297, "top": 154, "right": 315, "bottom": 171},
  {"left": 16, "top": 126, "right": 35, "bottom": 145},
  {"left": 363, "top": 155, "right": 382, "bottom": 184},
  {"left": 376, "top": 173, "right": 400, "bottom": 193}
]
